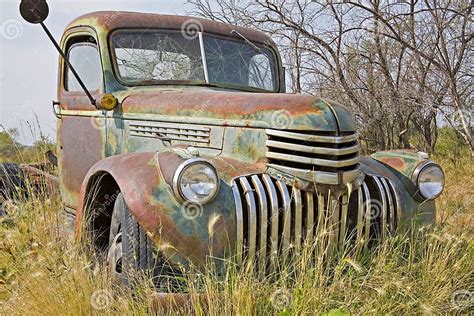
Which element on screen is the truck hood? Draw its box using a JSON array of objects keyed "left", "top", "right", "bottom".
[{"left": 120, "top": 88, "right": 356, "bottom": 132}]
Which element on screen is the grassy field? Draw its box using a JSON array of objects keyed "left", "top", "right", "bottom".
[{"left": 0, "top": 139, "right": 473, "bottom": 314}]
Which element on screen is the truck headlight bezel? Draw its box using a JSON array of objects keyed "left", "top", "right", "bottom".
[
  {"left": 172, "top": 158, "right": 220, "bottom": 205},
  {"left": 412, "top": 161, "right": 445, "bottom": 200}
]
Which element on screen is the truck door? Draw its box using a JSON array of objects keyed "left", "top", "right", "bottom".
[{"left": 57, "top": 29, "right": 106, "bottom": 211}]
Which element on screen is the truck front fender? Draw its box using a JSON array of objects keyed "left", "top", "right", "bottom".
[
  {"left": 76, "top": 152, "right": 238, "bottom": 268},
  {"left": 360, "top": 155, "right": 436, "bottom": 225},
  {"left": 370, "top": 150, "right": 429, "bottom": 180}
]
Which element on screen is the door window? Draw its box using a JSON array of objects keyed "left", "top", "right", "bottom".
[{"left": 66, "top": 42, "right": 102, "bottom": 92}]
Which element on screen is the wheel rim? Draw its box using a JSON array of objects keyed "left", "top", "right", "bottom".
[{"left": 107, "top": 232, "right": 123, "bottom": 278}]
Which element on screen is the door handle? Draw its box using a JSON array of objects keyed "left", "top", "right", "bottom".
[{"left": 52, "top": 100, "right": 61, "bottom": 118}]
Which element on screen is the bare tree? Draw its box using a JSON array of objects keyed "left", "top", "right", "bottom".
[{"left": 189, "top": 0, "right": 473, "bottom": 155}]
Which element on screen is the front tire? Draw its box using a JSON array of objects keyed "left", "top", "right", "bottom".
[
  {"left": 107, "top": 193, "right": 183, "bottom": 290},
  {"left": 107, "top": 193, "right": 156, "bottom": 286}
]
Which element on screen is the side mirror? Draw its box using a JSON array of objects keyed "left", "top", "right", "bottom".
[
  {"left": 19, "top": 0, "right": 49, "bottom": 24},
  {"left": 19, "top": 0, "right": 98, "bottom": 107}
]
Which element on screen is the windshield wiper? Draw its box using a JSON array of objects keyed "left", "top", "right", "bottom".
[{"left": 230, "top": 30, "right": 261, "bottom": 52}]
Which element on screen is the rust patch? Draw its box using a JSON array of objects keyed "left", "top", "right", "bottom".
[
  {"left": 58, "top": 116, "right": 105, "bottom": 208},
  {"left": 67, "top": 11, "right": 277, "bottom": 49},
  {"left": 75, "top": 152, "right": 229, "bottom": 267},
  {"left": 379, "top": 157, "right": 406, "bottom": 170},
  {"left": 122, "top": 89, "right": 319, "bottom": 117},
  {"left": 158, "top": 151, "right": 187, "bottom": 185},
  {"left": 20, "top": 164, "right": 59, "bottom": 197}
]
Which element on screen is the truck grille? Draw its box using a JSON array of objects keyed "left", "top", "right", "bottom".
[
  {"left": 231, "top": 173, "right": 399, "bottom": 271},
  {"left": 265, "top": 129, "right": 360, "bottom": 185}
]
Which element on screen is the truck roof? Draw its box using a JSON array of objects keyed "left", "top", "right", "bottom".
[{"left": 66, "top": 11, "right": 277, "bottom": 48}]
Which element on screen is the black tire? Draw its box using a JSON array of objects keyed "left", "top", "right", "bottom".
[
  {"left": 121, "top": 193, "right": 155, "bottom": 278},
  {"left": 0, "top": 163, "right": 27, "bottom": 215},
  {"left": 107, "top": 193, "right": 183, "bottom": 290}
]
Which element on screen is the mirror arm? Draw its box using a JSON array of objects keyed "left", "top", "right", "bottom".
[{"left": 39, "top": 21, "right": 97, "bottom": 108}]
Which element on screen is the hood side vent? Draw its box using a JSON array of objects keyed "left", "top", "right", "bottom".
[{"left": 128, "top": 121, "right": 224, "bottom": 149}]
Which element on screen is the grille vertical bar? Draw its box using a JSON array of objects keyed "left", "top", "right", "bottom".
[
  {"left": 262, "top": 174, "right": 279, "bottom": 262},
  {"left": 250, "top": 175, "right": 268, "bottom": 273},
  {"left": 387, "top": 180, "right": 401, "bottom": 227},
  {"left": 362, "top": 182, "right": 371, "bottom": 247},
  {"left": 372, "top": 177, "right": 388, "bottom": 240},
  {"left": 239, "top": 177, "right": 257, "bottom": 263},
  {"left": 293, "top": 187, "right": 303, "bottom": 251},
  {"left": 380, "top": 178, "right": 394, "bottom": 235},
  {"left": 356, "top": 187, "right": 364, "bottom": 243},
  {"left": 327, "top": 196, "right": 339, "bottom": 256},
  {"left": 316, "top": 192, "right": 325, "bottom": 242},
  {"left": 339, "top": 195, "right": 349, "bottom": 248},
  {"left": 276, "top": 181, "right": 291, "bottom": 253},
  {"left": 305, "top": 193, "right": 315, "bottom": 246},
  {"left": 232, "top": 182, "right": 244, "bottom": 264}
]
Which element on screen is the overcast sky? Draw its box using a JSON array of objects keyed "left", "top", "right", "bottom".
[{"left": 0, "top": 0, "right": 189, "bottom": 144}]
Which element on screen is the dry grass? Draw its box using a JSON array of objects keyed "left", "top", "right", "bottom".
[{"left": 0, "top": 155, "right": 473, "bottom": 315}]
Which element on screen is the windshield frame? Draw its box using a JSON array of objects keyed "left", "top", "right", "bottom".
[{"left": 108, "top": 28, "right": 281, "bottom": 93}]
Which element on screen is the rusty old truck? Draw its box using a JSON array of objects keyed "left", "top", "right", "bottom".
[{"left": 8, "top": 1, "right": 445, "bottom": 287}]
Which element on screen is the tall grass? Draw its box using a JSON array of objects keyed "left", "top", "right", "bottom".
[{"left": 0, "top": 146, "right": 473, "bottom": 314}]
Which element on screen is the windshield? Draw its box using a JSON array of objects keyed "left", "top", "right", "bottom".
[{"left": 111, "top": 30, "right": 278, "bottom": 92}]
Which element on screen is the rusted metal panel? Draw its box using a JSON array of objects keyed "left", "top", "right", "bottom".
[
  {"left": 121, "top": 89, "right": 341, "bottom": 131},
  {"left": 58, "top": 116, "right": 106, "bottom": 208},
  {"left": 370, "top": 150, "right": 428, "bottom": 179},
  {"left": 19, "top": 164, "right": 59, "bottom": 197},
  {"left": 76, "top": 152, "right": 244, "bottom": 268},
  {"left": 66, "top": 12, "right": 277, "bottom": 50},
  {"left": 321, "top": 98, "right": 357, "bottom": 132},
  {"left": 360, "top": 156, "right": 435, "bottom": 224}
]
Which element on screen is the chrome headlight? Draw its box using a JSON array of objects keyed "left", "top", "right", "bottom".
[
  {"left": 412, "top": 161, "right": 445, "bottom": 200},
  {"left": 172, "top": 158, "right": 219, "bottom": 204}
]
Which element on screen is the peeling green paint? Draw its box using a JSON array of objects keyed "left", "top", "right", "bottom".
[{"left": 371, "top": 150, "right": 428, "bottom": 178}]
